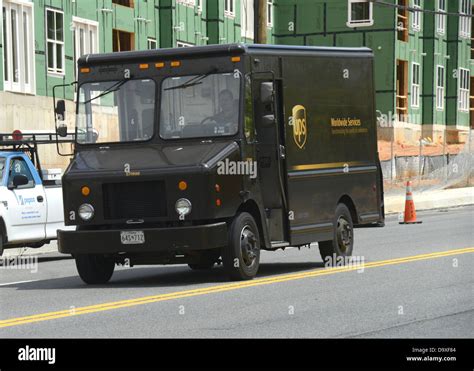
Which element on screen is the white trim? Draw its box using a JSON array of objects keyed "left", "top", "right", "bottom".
[
  {"left": 411, "top": 62, "right": 420, "bottom": 108},
  {"left": 2, "top": 0, "right": 35, "bottom": 94},
  {"left": 177, "top": 41, "right": 193, "bottom": 47},
  {"left": 459, "top": 0, "right": 472, "bottom": 39},
  {"left": 45, "top": 7, "right": 65, "bottom": 76},
  {"left": 241, "top": 0, "right": 254, "bottom": 39},
  {"left": 267, "top": 0, "right": 273, "bottom": 27},
  {"left": 435, "top": 65, "right": 445, "bottom": 111},
  {"left": 436, "top": 0, "right": 446, "bottom": 35},
  {"left": 147, "top": 37, "right": 157, "bottom": 49},
  {"left": 412, "top": 0, "right": 421, "bottom": 32},
  {"left": 458, "top": 68, "right": 470, "bottom": 112},
  {"left": 224, "top": 0, "right": 235, "bottom": 18},
  {"left": 346, "top": 0, "right": 374, "bottom": 28}
]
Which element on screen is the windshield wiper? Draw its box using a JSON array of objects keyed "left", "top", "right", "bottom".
[
  {"left": 164, "top": 68, "right": 218, "bottom": 91},
  {"left": 83, "top": 79, "right": 128, "bottom": 104}
]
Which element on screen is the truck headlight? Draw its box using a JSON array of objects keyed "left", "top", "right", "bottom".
[
  {"left": 175, "top": 198, "right": 192, "bottom": 216},
  {"left": 78, "top": 203, "right": 95, "bottom": 221}
]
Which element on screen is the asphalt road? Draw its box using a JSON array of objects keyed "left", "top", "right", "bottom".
[{"left": 0, "top": 206, "right": 473, "bottom": 338}]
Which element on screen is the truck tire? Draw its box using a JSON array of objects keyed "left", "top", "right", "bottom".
[
  {"left": 319, "top": 203, "right": 354, "bottom": 265},
  {"left": 0, "top": 234, "right": 4, "bottom": 257},
  {"left": 222, "top": 212, "right": 260, "bottom": 281},
  {"left": 75, "top": 254, "right": 115, "bottom": 284}
]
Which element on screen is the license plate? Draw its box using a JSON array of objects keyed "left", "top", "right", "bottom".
[{"left": 120, "top": 231, "right": 145, "bottom": 245}]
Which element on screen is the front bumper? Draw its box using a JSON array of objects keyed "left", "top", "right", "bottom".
[{"left": 57, "top": 222, "right": 228, "bottom": 254}]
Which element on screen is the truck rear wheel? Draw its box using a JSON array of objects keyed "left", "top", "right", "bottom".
[
  {"left": 319, "top": 203, "right": 354, "bottom": 265},
  {"left": 222, "top": 212, "right": 260, "bottom": 281},
  {"left": 75, "top": 254, "right": 115, "bottom": 284}
]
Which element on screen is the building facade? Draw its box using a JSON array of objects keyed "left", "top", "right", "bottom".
[
  {"left": 274, "top": 0, "right": 473, "bottom": 143},
  {"left": 0, "top": 0, "right": 472, "bottom": 167}
]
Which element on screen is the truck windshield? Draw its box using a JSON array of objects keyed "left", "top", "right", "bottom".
[
  {"left": 160, "top": 72, "right": 241, "bottom": 139},
  {"left": 76, "top": 79, "right": 156, "bottom": 144}
]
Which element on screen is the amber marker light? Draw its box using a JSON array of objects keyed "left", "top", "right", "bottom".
[
  {"left": 81, "top": 186, "right": 91, "bottom": 196},
  {"left": 171, "top": 61, "right": 181, "bottom": 67},
  {"left": 155, "top": 62, "right": 165, "bottom": 69},
  {"left": 80, "top": 67, "right": 90, "bottom": 73},
  {"left": 215, "top": 184, "right": 221, "bottom": 192},
  {"left": 139, "top": 63, "right": 149, "bottom": 70},
  {"left": 178, "top": 181, "right": 188, "bottom": 191},
  {"left": 231, "top": 56, "right": 241, "bottom": 63}
]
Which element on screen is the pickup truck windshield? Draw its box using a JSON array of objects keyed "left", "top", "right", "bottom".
[
  {"left": 76, "top": 79, "right": 156, "bottom": 144},
  {"left": 160, "top": 72, "right": 241, "bottom": 139}
]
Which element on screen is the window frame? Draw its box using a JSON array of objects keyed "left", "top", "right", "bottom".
[
  {"left": 436, "top": 65, "right": 445, "bottom": 111},
  {"left": 177, "top": 41, "right": 194, "bottom": 47},
  {"left": 45, "top": 7, "right": 65, "bottom": 76},
  {"left": 176, "top": 0, "right": 196, "bottom": 7},
  {"left": 147, "top": 38, "right": 157, "bottom": 49},
  {"left": 267, "top": 0, "right": 273, "bottom": 27},
  {"left": 241, "top": 0, "right": 254, "bottom": 39},
  {"left": 2, "top": 0, "right": 36, "bottom": 94},
  {"left": 458, "top": 68, "right": 470, "bottom": 112},
  {"left": 459, "top": 0, "right": 472, "bottom": 39},
  {"left": 72, "top": 16, "right": 99, "bottom": 81},
  {"left": 347, "top": 0, "right": 374, "bottom": 28},
  {"left": 412, "top": 0, "right": 421, "bottom": 32},
  {"left": 8, "top": 157, "right": 36, "bottom": 190},
  {"left": 436, "top": 0, "right": 446, "bottom": 35},
  {"left": 224, "top": 0, "right": 235, "bottom": 18},
  {"left": 411, "top": 62, "right": 421, "bottom": 108}
]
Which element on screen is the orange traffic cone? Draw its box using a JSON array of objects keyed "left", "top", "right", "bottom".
[{"left": 399, "top": 181, "right": 422, "bottom": 224}]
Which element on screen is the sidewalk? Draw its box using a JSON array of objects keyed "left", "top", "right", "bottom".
[
  {"left": 2, "top": 187, "right": 473, "bottom": 258},
  {"left": 384, "top": 187, "right": 474, "bottom": 214}
]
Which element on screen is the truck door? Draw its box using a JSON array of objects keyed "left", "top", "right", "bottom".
[
  {"left": 5, "top": 157, "right": 47, "bottom": 243},
  {"left": 253, "top": 79, "right": 288, "bottom": 242}
]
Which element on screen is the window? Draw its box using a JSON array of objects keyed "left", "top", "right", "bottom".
[
  {"left": 147, "top": 38, "right": 157, "bottom": 49},
  {"left": 436, "top": 65, "right": 445, "bottom": 110},
  {"left": 113, "top": 29, "right": 134, "bottom": 52},
  {"left": 347, "top": 0, "right": 374, "bottom": 27},
  {"left": 436, "top": 0, "right": 446, "bottom": 34},
  {"left": 112, "top": 0, "right": 134, "bottom": 7},
  {"left": 224, "top": 0, "right": 235, "bottom": 18},
  {"left": 160, "top": 73, "right": 241, "bottom": 140},
  {"left": 77, "top": 79, "right": 156, "bottom": 144},
  {"left": 241, "top": 0, "right": 254, "bottom": 39},
  {"left": 412, "top": 0, "right": 421, "bottom": 32},
  {"left": 177, "top": 41, "right": 193, "bottom": 47},
  {"left": 267, "top": 0, "right": 273, "bottom": 27},
  {"left": 397, "top": 0, "right": 408, "bottom": 41},
  {"left": 8, "top": 158, "right": 35, "bottom": 189},
  {"left": 197, "top": 0, "right": 202, "bottom": 12},
  {"left": 411, "top": 62, "right": 420, "bottom": 108},
  {"left": 458, "top": 68, "right": 470, "bottom": 112},
  {"left": 459, "top": 0, "right": 472, "bottom": 38},
  {"left": 46, "top": 8, "right": 64, "bottom": 75},
  {"left": 2, "top": 1, "right": 35, "bottom": 93},
  {"left": 72, "top": 17, "right": 98, "bottom": 80}
]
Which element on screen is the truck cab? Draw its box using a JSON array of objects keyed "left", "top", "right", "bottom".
[
  {"left": 57, "top": 44, "right": 384, "bottom": 284},
  {"left": 0, "top": 134, "right": 72, "bottom": 256}
]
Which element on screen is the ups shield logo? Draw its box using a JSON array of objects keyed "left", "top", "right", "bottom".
[{"left": 292, "top": 105, "right": 307, "bottom": 149}]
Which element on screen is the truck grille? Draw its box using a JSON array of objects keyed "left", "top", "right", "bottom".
[{"left": 103, "top": 181, "right": 167, "bottom": 220}]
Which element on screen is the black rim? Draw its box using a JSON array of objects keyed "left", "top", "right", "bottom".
[
  {"left": 240, "top": 225, "right": 258, "bottom": 267},
  {"left": 336, "top": 216, "right": 352, "bottom": 254}
]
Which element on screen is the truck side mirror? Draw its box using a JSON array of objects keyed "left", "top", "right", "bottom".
[
  {"left": 57, "top": 125, "right": 68, "bottom": 138},
  {"left": 260, "top": 82, "right": 274, "bottom": 105},
  {"left": 55, "top": 100, "right": 66, "bottom": 121},
  {"left": 11, "top": 175, "right": 29, "bottom": 189}
]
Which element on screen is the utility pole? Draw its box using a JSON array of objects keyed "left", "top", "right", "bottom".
[{"left": 255, "top": 0, "right": 267, "bottom": 44}]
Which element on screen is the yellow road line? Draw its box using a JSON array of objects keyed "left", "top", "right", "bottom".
[{"left": 1, "top": 247, "right": 472, "bottom": 329}]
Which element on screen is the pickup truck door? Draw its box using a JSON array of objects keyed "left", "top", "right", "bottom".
[{"left": 5, "top": 157, "right": 47, "bottom": 243}]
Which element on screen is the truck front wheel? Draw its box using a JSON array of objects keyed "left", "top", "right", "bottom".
[
  {"left": 222, "top": 212, "right": 261, "bottom": 281},
  {"left": 75, "top": 254, "right": 115, "bottom": 284},
  {"left": 319, "top": 203, "right": 354, "bottom": 266}
]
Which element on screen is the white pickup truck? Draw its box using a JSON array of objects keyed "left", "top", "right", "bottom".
[{"left": 0, "top": 151, "right": 70, "bottom": 256}]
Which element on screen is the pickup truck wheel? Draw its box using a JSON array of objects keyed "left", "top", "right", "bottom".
[
  {"left": 319, "top": 203, "right": 354, "bottom": 266},
  {"left": 222, "top": 212, "right": 260, "bottom": 281},
  {"left": 75, "top": 254, "right": 115, "bottom": 284}
]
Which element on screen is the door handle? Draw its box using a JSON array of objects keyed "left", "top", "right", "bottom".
[
  {"left": 279, "top": 145, "right": 286, "bottom": 159},
  {"left": 37, "top": 196, "right": 44, "bottom": 203}
]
